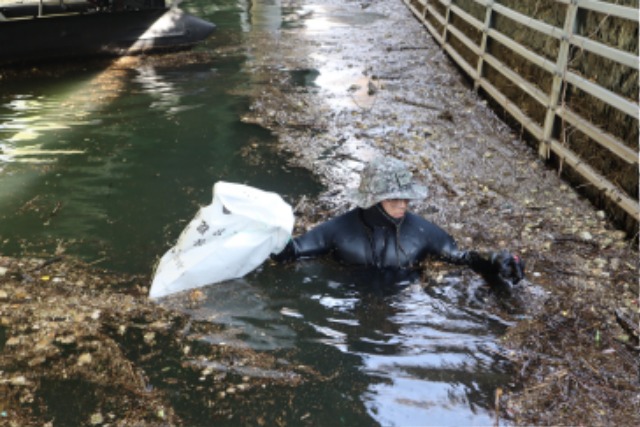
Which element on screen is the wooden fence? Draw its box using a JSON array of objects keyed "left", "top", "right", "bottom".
[{"left": 403, "top": 0, "right": 639, "bottom": 225}]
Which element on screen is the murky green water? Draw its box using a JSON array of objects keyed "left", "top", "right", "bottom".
[
  {"left": 0, "top": 1, "right": 513, "bottom": 425},
  {"left": 0, "top": 1, "right": 320, "bottom": 273}
]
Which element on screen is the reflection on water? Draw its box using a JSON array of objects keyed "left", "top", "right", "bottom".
[
  {"left": 162, "top": 261, "right": 512, "bottom": 426},
  {"left": 249, "top": 0, "right": 281, "bottom": 31},
  {"left": 133, "top": 65, "right": 184, "bottom": 113},
  {"left": 175, "top": 279, "right": 298, "bottom": 350}
]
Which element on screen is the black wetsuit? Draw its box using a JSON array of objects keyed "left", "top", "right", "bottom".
[{"left": 274, "top": 204, "right": 495, "bottom": 276}]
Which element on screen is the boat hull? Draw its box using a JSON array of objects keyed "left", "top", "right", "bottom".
[{"left": 0, "top": 7, "right": 216, "bottom": 66}]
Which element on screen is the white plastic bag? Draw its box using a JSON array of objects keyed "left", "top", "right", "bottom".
[{"left": 149, "top": 181, "right": 294, "bottom": 299}]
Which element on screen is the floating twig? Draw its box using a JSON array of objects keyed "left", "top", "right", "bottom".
[{"left": 394, "top": 96, "right": 441, "bottom": 110}]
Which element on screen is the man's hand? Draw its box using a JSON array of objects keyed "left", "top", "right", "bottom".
[
  {"left": 491, "top": 250, "right": 525, "bottom": 285},
  {"left": 270, "top": 240, "right": 296, "bottom": 263}
]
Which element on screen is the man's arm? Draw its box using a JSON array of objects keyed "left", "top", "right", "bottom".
[
  {"left": 440, "top": 243, "right": 525, "bottom": 292},
  {"left": 271, "top": 217, "right": 339, "bottom": 263}
]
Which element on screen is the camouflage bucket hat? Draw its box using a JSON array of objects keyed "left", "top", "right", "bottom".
[{"left": 350, "top": 157, "right": 427, "bottom": 208}]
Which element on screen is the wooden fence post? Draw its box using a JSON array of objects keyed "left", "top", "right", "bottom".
[
  {"left": 475, "top": 0, "right": 494, "bottom": 91},
  {"left": 540, "top": 1, "right": 579, "bottom": 159},
  {"left": 442, "top": 0, "right": 452, "bottom": 44}
]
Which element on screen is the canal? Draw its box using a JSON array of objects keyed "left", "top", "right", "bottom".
[{"left": 0, "top": 1, "right": 514, "bottom": 425}]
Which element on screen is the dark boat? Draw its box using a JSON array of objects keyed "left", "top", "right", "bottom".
[{"left": 0, "top": 0, "right": 216, "bottom": 66}]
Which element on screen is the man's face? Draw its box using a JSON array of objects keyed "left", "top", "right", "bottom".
[{"left": 380, "top": 199, "right": 409, "bottom": 219}]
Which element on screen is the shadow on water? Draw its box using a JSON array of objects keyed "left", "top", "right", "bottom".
[
  {"left": 35, "top": 379, "right": 99, "bottom": 426},
  {"left": 161, "top": 261, "right": 515, "bottom": 426},
  {"left": 0, "top": 325, "right": 6, "bottom": 352},
  {"left": 287, "top": 68, "right": 320, "bottom": 89}
]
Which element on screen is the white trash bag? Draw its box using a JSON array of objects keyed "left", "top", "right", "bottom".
[{"left": 149, "top": 181, "right": 294, "bottom": 299}]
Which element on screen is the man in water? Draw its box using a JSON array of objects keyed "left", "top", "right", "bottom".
[{"left": 272, "top": 157, "right": 524, "bottom": 292}]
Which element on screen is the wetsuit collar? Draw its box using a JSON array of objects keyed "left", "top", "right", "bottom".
[{"left": 360, "top": 203, "right": 404, "bottom": 228}]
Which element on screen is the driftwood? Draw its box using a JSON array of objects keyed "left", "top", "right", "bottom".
[
  {"left": 28, "top": 255, "right": 64, "bottom": 272},
  {"left": 393, "top": 96, "right": 441, "bottom": 111},
  {"left": 615, "top": 309, "right": 640, "bottom": 348}
]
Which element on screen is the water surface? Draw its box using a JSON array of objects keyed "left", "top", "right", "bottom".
[{"left": 166, "top": 261, "right": 512, "bottom": 426}]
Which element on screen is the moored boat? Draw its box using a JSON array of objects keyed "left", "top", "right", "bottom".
[{"left": 0, "top": 0, "right": 216, "bottom": 66}]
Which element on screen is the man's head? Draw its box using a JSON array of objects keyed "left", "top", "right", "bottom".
[{"left": 351, "top": 157, "right": 427, "bottom": 211}]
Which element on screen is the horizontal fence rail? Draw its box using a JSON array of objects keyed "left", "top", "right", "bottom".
[{"left": 403, "top": 0, "right": 639, "bottom": 224}]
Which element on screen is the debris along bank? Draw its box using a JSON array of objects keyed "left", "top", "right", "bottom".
[
  {"left": 239, "top": 0, "right": 639, "bottom": 426},
  {"left": 0, "top": 1, "right": 637, "bottom": 427},
  {"left": 0, "top": 256, "right": 312, "bottom": 426}
]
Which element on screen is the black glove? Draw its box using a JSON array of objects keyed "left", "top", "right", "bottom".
[
  {"left": 466, "top": 250, "right": 525, "bottom": 295},
  {"left": 490, "top": 250, "right": 525, "bottom": 285},
  {"left": 270, "top": 240, "right": 296, "bottom": 263}
]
